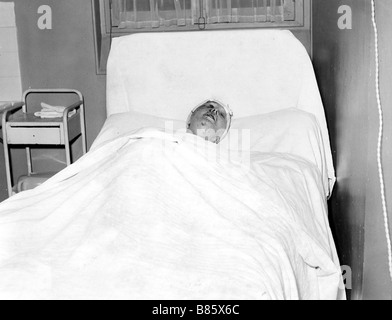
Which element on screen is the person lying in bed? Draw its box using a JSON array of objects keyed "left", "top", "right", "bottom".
[{"left": 186, "top": 100, "right": 233, "bottom": 144}]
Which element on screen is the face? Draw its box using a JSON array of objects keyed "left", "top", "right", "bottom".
[{"left": 187, "top": 101, "right": 229, "bottom": 144}]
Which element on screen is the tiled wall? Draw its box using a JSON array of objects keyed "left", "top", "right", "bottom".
[{"left": 0, "top": 2, "right": 22, "bottom": 102}]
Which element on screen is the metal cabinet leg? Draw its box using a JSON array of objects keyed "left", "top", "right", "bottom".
[
  {"left": 80, "top": 101, "right": 87, "bottom": 155},
  {"left": 2, "top": 103, "right": 24, "bottom": 197},
  {"left": 26, "top": 147, "right": 33, "bottom": 175},
  {"left": 3, "top": 141, "right": 13, "bottom": 198},
  {"left": 65, "top": 141, "right": 72, "bottom": 166}
]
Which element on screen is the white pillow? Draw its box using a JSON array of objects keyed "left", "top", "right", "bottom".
[
  {"left": 220, "top": 108, "right": 333, "bottom": 196},
  {"left": 91, "top": 108, "right": 334, "bottom": 197}
]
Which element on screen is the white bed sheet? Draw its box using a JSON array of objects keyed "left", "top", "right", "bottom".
[{"left": 0, "top": 129, "right": 345, "bottom": 300}]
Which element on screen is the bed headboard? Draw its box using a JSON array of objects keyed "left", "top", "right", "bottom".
[
  {"left": 107, "top": 29, "right": 324, "bottom": 119},
  {"left": 106, "top": 29, "right": 334, "bottom": 188}
]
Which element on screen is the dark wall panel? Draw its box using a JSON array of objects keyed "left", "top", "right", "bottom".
[{"left": 313, "top": 0, "right": 392, "bottom": 300}]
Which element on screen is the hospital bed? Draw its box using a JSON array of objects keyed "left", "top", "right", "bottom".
[{"left": 0, "top": 29, "right": 345, "bottom": 300}]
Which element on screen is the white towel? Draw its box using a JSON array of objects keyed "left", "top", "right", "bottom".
[{"left": 34, "top": 102, "right": 77, "bottom": 119}]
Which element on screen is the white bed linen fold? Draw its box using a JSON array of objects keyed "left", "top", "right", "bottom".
[{"left": 0, "top": 129, "right": 344, "bottom": 300}]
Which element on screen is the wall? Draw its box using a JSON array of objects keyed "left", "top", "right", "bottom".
[
  {"left": 0, "top": 0, "right": 107, "bottom": 201},
  {"left": 313, "top": 0, "right": 392, "bottom": 300}
]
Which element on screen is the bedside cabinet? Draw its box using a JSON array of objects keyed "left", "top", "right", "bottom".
[{"left": 1, "top": 89, "right": 87, "bottom": 197}]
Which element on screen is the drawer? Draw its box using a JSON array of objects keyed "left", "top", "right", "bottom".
[{"left": 6, "top": 126, "right": 62, "bottom": 145}]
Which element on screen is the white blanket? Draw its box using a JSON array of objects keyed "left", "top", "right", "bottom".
[{"left": 0, "top": 129, "right": 344, "bottom": 300}]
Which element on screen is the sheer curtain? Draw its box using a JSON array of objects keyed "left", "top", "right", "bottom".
[
  {"left": 117, "top": 0, "right": 200, "bottom": 29},
  {"left": 204, "top": 0, "right": 285, "bottom": 24},
  {"left": 116, "top": 0, "right": 286, "bottom": 29}
]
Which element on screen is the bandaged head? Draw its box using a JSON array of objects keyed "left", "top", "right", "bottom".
[{"left": 186, "top": 100, "right": 233, "bottom": 144}]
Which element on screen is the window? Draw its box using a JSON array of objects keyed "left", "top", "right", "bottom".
[{"left": 92, "top": 0, "right": 306, "bottom": 74}]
